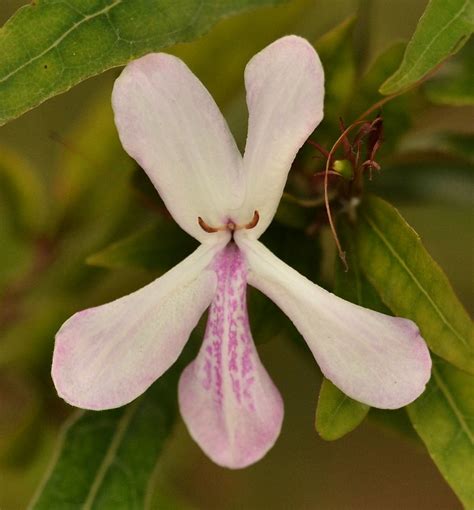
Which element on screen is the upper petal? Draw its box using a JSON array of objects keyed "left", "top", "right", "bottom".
[
  {"left": 239, "top": 239, "right": 432, "bottom": 409},
  {"left": 52, "top": 243, "right": 223, "bottom": 410},
  {"left": 240, "top": 36, "right": 324, "bottom": 238},
  {"left": 112, "top": 53, "right": 244, "bottom": 243},
  {"left": 179, "top": 243, "right": 283, "bottom": 468}
]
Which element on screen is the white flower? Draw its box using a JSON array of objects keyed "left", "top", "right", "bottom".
[{"left": 52, "top": 36, "right": 431, "bottom": 469}]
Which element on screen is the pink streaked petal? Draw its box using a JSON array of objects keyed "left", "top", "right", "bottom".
[
  {"left": 112, "top": 53, "right": 244, "bottom": 243},
  {"left": 52, "top": 243, "right": 224, "bottom": 410},
  {"left": 239, "top": 239, "right": 432, "bottom": 409},
  {"left": 179, "top": 244, "right": 283, "bottom": 468},
  {"left": 240, "top": 36, "right": 324, "bottom": 238}
]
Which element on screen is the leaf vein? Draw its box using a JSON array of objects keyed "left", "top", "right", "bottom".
[
  {"left": 394, "top": 0, "right": 470, "bottom": 88},
  {"left": 0, "top": 0, "right": 122, "bottom": 84},
  {"left": 362, "top": 212, "right": 467, "bottom": 347},
  {"left": 82, "top": 401, "right": 138, "bottom": 510},
  {"left": 432, "top": 365, "right": 474, "bottom": 445}
]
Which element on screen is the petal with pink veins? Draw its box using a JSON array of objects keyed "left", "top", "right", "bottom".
[
  {"left": 240, "top": 35, "right": 325, "bottom": 237},
  {"left": 239, "top": 238, "right": 432, "bottom": 409},
  {"left": 179, "top": 243, "right": 283, "bottom": 469},
  {"left": 52, "top": 243, "right": 225, "bottom": 410}
]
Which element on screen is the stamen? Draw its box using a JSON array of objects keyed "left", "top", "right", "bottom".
[
  {"left": 198, "top": 217, "right": 220, "bottom": 233},
  {"left": 244, "top": 210, "right": 260, "bottom": 230},
  {"left": 197, "top": 211, "right": 260, "bottom": 234}
]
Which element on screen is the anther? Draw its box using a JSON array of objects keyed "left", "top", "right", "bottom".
[
  {"left": 198, "top": 217, "right": 220, "bottom": 233},
  {"left": 197, "top": 210, "right": 260, "bottom": 233},
  {"left": 244, "top": 210, "right": 259, "bottom": 230}
]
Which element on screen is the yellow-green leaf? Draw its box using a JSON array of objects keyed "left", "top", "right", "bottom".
[
  {"left": 316, "top": 379, "right": 369, "bottom": 441},
  {"left": 380, "top": 0, "right": 474, "bottom": 95},
  {"left": 356, "top": 195, "right": 474, "bottom": 374},
  {"left": 0, "top": 0, "right": 286, "bottom": 126},
  {"left": 408, "top": 356, "right": 474, "bottom": 508}
]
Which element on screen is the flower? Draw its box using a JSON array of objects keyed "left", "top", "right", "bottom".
[{"left": 52, "top": 36, "right": 431, "bottom": 469}]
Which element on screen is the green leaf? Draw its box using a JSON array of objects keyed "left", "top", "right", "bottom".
[
  {"left": 31, "top": 366, "right": 179, "bottom": 510},
  {"left": 87, "top": 219, "right": 197, "bottom": 272},
  {"left": 408, "top": 356, "right": 474, "bottom": 508},
  {"left": 316, "top": 379, "right": 369, "bottom": 441},
  {"left": 0, "top": 0, "right": 286, "bottom": 126},
  {"left": 380, "top": 0, "right": 474, "bottom": 95},
  {"left": 355, "top": 194, "right": 474, "bottom": 374}
]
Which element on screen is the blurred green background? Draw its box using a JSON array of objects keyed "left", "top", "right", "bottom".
[{"left": 0, "top": 0, "right": 472, "bottom": 508}]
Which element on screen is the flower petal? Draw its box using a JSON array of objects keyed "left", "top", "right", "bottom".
[
  {"left": 240, "top": 36, "right": 324, "bottom": 237},
  {"left": 52, "top": 243, "right": 224, "bottom": 410},
  {"left": 112, "top": 53, "right": 244, "bottom": 243},
  {"left": 239, "top": 239, "right": 432, "bottom": 409},
  {"left": 179, "top": 244, "right": 283, "bottom": 468}
]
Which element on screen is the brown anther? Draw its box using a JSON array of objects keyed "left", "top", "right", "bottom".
[
  {"left": 244, "top": 210, "right": 260, "bottom": 230},
  {"left": 198, "top": 210, "right": 260, "bottom": 233},
  {"left": 198, "top": 217, "right": 220, "bottom": 233}
]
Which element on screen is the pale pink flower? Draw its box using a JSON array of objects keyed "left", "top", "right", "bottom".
[{"left": 52, "top": 36, "right": 431, "bottom": 469}]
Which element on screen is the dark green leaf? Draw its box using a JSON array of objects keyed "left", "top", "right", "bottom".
[
  {"left": 31, "top": 366, "right": 179, "bottom": 510},
  {"left": 380, "top": 0, "right": 474, "bottom": 95},
  {"left": 87, "top": 219, "right": 197, "bottom": 272},
  {"left": 0, "top": 0, "right": 286, "bottom": 126},
  {"left": 408, "top": 356, "right": 474, "bottom": 508},
  {"left": 355, "top": 194, "right": 474, "bottom": 374}
]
